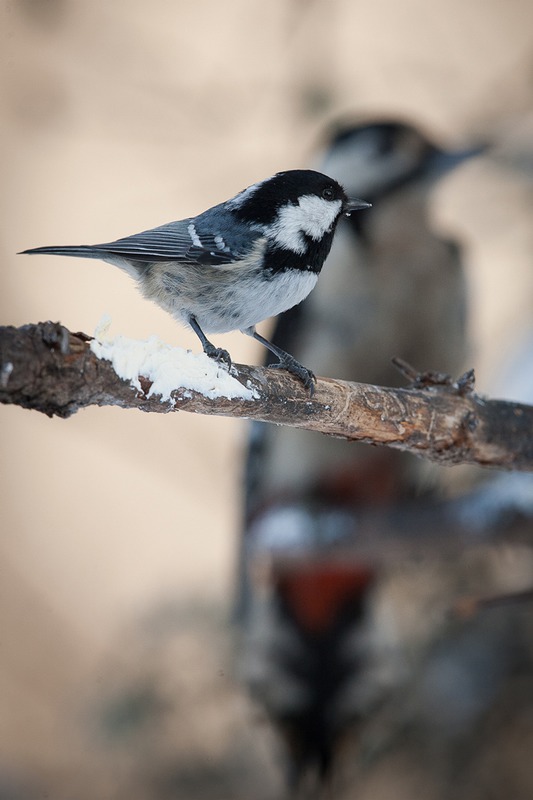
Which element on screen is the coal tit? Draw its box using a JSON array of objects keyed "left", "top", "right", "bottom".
[{"left": 20, "top": 170, "right": 370, "bottom": 391}]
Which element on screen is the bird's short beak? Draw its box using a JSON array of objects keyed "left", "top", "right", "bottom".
[{"left": 344, "top": 198, "right": 372, "bottom": 215}]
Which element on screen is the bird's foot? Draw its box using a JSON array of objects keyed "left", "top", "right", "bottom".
[
  {"left": 269, "top": 356, "right": 316, "bottom": 395},
  {"left": 204, "top": 343, "right": 232, "bottom": 370}
]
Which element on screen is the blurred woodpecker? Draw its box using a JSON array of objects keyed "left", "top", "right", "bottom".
[{"left": 236, "top": 122, "right": 483, "bottom": 786}]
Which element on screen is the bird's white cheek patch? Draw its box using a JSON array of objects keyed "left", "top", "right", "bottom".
[
  {"left": 266, "top": 196, "right": 342, "bottom": 253},
  {"left": 298, "top": 195, "right": 342, "bottom": 239}
]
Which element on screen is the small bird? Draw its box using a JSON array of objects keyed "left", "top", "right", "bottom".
[{"left": 20, "top": 170, "right": 370, "bottom": 391}]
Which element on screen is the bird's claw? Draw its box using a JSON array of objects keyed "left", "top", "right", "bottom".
[
  {"left": 204, "top": 344, "right": 232, "bottom": 370},
  {"left": 269, "top": 356, "right": 316, "bottom": 395}
]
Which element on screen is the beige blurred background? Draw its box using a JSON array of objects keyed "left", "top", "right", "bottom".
[{"left": 2, "top": 1, "right": 533, "bottom": 797}]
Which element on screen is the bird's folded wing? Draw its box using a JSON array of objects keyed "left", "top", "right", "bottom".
[{"left": 95, "top": 221, "right": 237, "bottom": 266}]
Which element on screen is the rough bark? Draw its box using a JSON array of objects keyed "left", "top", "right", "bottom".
[{"left": 2, "top": 322, "right": 533, "bottom": 471}]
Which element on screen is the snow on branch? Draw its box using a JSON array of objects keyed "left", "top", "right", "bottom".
[{"left": 1, "top": 321, "right": 533, "bottom": 472}]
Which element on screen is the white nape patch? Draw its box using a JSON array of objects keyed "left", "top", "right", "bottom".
[
  {"left": 265, "top": 195, "right": 342, "bottom": 253},
  {"left": 90, "top": 315, "right": 257, "bottom": 402},
  {"left": 226, "top": 179, "right": 264, "bottom": 210},
  {"left": 187, "top": 222, "right": 202, "bottom": 247}
]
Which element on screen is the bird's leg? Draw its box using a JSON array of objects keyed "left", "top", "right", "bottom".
[
  {"left": 188, "top": 315, "right": 232, "bottom": 369},
  {"left": 244, "top": 327, "right": 316, "bottom": 394}
]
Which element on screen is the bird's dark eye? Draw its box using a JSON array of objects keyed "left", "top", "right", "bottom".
[{"left": 322, "top": 186, "right": 335, "bottom": 200}]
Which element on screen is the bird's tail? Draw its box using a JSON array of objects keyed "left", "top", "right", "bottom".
[{"left": 19, "top": 245, "right": 103, "bottom": 259}]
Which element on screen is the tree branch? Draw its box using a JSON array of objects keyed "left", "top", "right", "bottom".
[{"left": 2, "top": 322, "right": 533, "bottom": 471}]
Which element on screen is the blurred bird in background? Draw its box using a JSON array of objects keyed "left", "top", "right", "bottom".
[{"left": 235, "top": 121, "right": 533, "bottom": 794}]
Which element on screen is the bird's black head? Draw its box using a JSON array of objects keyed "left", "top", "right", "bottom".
[
  {"left": 228, "top": 170, "right": 370, "bottom": 274},
  {"left": 228, "top": 170, "right": 353, "bottom": 225}
]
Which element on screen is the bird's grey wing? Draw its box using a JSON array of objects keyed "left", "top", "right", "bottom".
[{"left": 94, "top": 220, "right": 238, "bottom": 266}]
